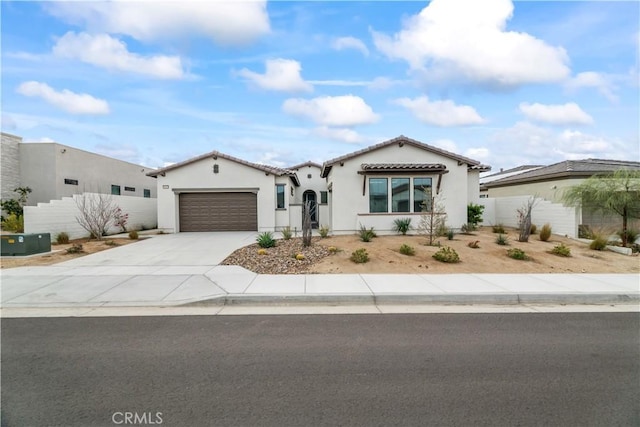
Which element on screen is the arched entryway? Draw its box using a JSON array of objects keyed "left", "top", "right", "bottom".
[{"left": 302, "top": 190, "right": 318, "bottom": 228}]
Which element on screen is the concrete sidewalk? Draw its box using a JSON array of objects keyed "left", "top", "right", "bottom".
[{"left": 1, "top": 264, "right": 638, "bottom": 310}]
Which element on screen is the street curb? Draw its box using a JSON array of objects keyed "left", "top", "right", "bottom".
[{"left": 181, "top": 293, "right": 640, "bottom": 307}]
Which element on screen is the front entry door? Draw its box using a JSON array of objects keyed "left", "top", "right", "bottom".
[{"left": 302, "top": 190, "right": 318, "bottom": 228}]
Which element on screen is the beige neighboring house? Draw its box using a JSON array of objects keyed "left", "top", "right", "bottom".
[
  {"left": 1, "top": 132, "right": 157, "bottom": 205},
  {"left": 148, "top": 135, "right": 490, "bottom": 234},
  {"left": 483, "top": 158, "right": 640, "bottom": 231}
]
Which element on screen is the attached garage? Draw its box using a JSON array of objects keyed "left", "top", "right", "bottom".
[{"left": 179, "top": 192, "right": 257, "bottom": 232}]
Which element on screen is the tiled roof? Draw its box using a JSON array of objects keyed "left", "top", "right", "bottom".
[
  {"left": 147, "top": 150, "right": 299, "bottom": 185},
  {"left": 482, "top": 165, "right": 544, "bottom": 179},
  {"left": 360, "top": 163, "right": 447, "bottom": 171},
  {"left": 484, "top": 159, "right": 640, "bottom": 187},
  {"left": 288, "top": 161, "right": 322, "bottom": 170},
  {"left": 321, "top": 135, "right": 485, "bottom": 177}
]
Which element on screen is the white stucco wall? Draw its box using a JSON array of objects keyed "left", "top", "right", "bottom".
[
  {"left": 24, "top": 193, "right": 157, "bottom": 241},
  {"left": 155, "top": 156, "right": 290, "bottom": 232},
  {"left": 325, "top": 143, "right": 472, "bottom": 234},
  {"left": 289, "top": 164, "right": 329, "bottom": 228}
]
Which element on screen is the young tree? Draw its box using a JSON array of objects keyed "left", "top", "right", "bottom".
[
  {"left": 75, "top": 193, "right": 120, "bottom": 240},
  {"left": 562, "top": 170, "right": 640, "bottom": 246},
  {"left": 467, "top": 203, "right": 485, "bottom": 230},
  {"left": 302, "top": 200, "right": 312, "bottom": 247},
  {"left": 0, "top": 186, "right": 32, "bottom": 220},
  {"left": 517, "top": 197, "right": 538, "bottom": 242},
  {"left": 418, "top": 192, "right": 447, "bottom": 246}
]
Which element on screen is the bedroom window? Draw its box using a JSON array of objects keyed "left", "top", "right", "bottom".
[{"left": 369, "top": 178, "right": 388, "bottom": 213}]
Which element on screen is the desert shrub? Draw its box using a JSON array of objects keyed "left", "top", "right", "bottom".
[
  {"left": 618, "top": 229, "right": 639, "bottom": 246},
  {"left": 295, "top": 253, "right": 305, "bottom": 260},
  {"left": 507, "top": 248, "right": 529, "bottom": 260},
  {"left": 432, "top": 246, "right": 460, "bottom": 263},
  {"left": 393, "top": 218, "right": 412, "bottom": 235},
  {"left": 257, "top": 248, "right": 267, "bottom": 255},
  {"left": 435, "top": 222, "right": 449, "bottom": 237},
  {"left": 446, "top": 228, "right": 454, "bottom": 240},
  {"left": 128, "top": 230, "right": 139, "bottom": 240},
  {"left": 530, "top": 224, "right": 537, "bottom": 235},
  {"left": 399, "top": 244, "right": 415, "bottom": 256},
  {"left": 551, "top": 243, "right": 571, "bottom": 257},
  {"left": 281, "top": 226, "right": 292, "bottom": 240},
  {"left": 539, "top": 223, "right": 552, "bottom": 242},
  {"left": 467, "top": 203, "right": 485, "bottom": 228},
  {"left": 492, "top": 223, "right": 505, "bottom": 234},
  {"left": 66, "top": 243, "right": 84, "bottom": 254},
  {"left": 328, "top": 246, "right": 339, "bottom": 254},
  {"left": 358, "top": 225, "right": 376, "bottom": 242},
  {"left": 578, "top": 225, "right": 593, "bottom": 239},
  {"left": 256, "top": 231, "right": 276, "bottom": 248},
  {"left": 1, "top": 214, "right": 24, "bottom": 232},
  {"left": 467, "top": 240, "right": 480, "bottom": 249},
  {"left": 350, "top": 248, "right": 369, "bottom": 264},
  {"left": 460, "top": 223, "right": 475, "bottom": 234},
  {"left": 589, "top": 236, "right": 608, "bottom": 251},
  {"left": 104, "top": 240, "right": 119, "bottom": 247},
  {"left": 319, "top": 225, "right": 330, "bottom": 238},
  {"left": 495, "top": 234, "right": 509, "bottom": 246},
  {"left": 56, "top": 232, "right": 70, "bottom": 244},
  {"left": 113, "top": 207, "right": 129, "bottom": 232}
]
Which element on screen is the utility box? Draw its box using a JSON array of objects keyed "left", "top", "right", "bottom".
[{"left": 1, "top": 233, "right": 51, "bottom": 256}]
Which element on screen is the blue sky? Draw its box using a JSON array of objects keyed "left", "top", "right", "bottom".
[{"left": 2, "top": 0, "right": 639, "bottom": 171}]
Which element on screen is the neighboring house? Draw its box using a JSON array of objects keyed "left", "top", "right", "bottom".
[
  {"left": 321, "top": 135, "right": 490, "bottom": 234},
  {"left": 479, "top": 165, "right": 543, "bottom": 198},
  {"left": 1, "top": 132, "right": 157, "bottom": 205},
  {"left": 147, "top": 135, "right": 490, "bottom": 234},
  {"left": 483, "top": 158, "right": 640, "bottom": 231}
]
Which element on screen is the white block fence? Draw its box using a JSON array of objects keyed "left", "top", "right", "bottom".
[
  {"left": 24, "top": 193, "right": 157, "bottom": 241},
  {"left": 479, "top": 196, "right": 579, "bottom": 238}
]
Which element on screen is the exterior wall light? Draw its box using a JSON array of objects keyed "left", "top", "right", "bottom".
[{"left": 213, "top": 164, "right": 219, "bottom": 174}]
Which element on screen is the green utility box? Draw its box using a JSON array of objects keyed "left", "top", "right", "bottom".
[{"left": 1, "top": 233, "right": 51, "bottom": 256}]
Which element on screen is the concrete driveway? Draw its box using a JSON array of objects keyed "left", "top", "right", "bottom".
[{"left": 58, "top": 232, "right": 258, "bottom": 267}]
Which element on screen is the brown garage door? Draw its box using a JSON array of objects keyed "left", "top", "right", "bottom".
[{"left": 179, "top": 192, "right": 257, "bottom": 231}]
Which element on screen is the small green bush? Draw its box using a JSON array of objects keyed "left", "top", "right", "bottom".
[
  {"left": 399, "top": 244, "right": 415, "bottom": 256},
  {"left": 530, "top": 224, "right": 537, "bottom": 235},
  {"left": 495, "top": 234, "right": 509, "bottom": 246},
  {"left": 507, "top": 248, "right": 529, "bottom": 260},
  {"left": 589, "top": 236, "right": 608, "bottom": 251},
  {"left": 492, "top": 224, "right": 506, "bottom": 234},
  {"left": 66, "top": 243, "right": 84, "bottom": 254},
  {"left": 358, "top": 225, "right": 376, "bottom": 242},
  {"left": 56, "top": 232, "right": 70, "bottom": 244},
  {"left": 319, "top": 225, "right": 330, "bottom": 238},
  {"left": 460, "top": 223, "right": 476, "bottom": 234},
  {"left": 467, "top": 203, "right": 485, "bottom": 228},
  {"left": 432, "top": 246, "right": 460, "bottom": 263},
  {"left": 281, "top": 226, "right": 292, "bottom": 240},
  {"left": 392, "top": 218, "right": 412, "bottom": 235},
  {"left": 447, "top": 228, "right": 454, "bottom": 240},
  {"left": 618, "top": 229, "right": 639, "bottom": 246},
  {"left": 436, "top": 222, "right": 448, "bottom": 237},
  {"left": 128, "top": 230, "right": 139, "bottom": 240},
  {"left": 1, "top": 214, "right": 24, "bottom": 233},
  {"left": 550, "top": 243, "right": 571, "bottom": 257},
  {"left": 539, "top": 223, "right": 552, "bottom": 241},
  {"left": 256, "top": 231, "right": 276, "bottom": 248},
  {"left": 350, "top": 248, "right": 369, "bottom": 263},
  {"left": 104, "top": 240, "right": 119, "bottom": 247}
]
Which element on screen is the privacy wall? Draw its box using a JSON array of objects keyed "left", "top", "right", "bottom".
[{"left": 24, "top": 193, "right": 157, "bottom": 241}]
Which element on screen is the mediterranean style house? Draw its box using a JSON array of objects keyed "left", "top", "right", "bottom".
[{"left": 148, "top": 135, "right": 491, "bottom": 234}]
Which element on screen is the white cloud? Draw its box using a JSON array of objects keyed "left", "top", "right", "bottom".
[
  {"left": 393, "top": 96, "right": 485, "bottom": 127},
  {"left": 313, "top": 126, "right": 363, "bottom": 143},
  {"left": 94, "top": 144, "right": 142, "bottom": 164},
  {"left": 372, "top": 0, "right": 570, "bottom": 87},
  {"left": 282, "top": 95, "right": 379, "bottom": 127},
  {"left": 238, "top": 59, "right": 313, "bottom": 93},
  {"left": 430, "top": 139, "right": 459, "bottom": 153},
  {"left": 464, "top": 147, "right": 491, "bottom": 162},
  {"left": 16, "top": 81, "right": 110, "bottom": 115},
  {"left": 53, "top": 32, "right": 185, "bottom": 79},
  {"left": 333, "top": 36, "right": 369, "bottom": 56},
  {"left": 36, "top": 137, "right": 56, "bottom": 143},
  {"left": 565, "top": 71, "right": 618, "bottom": 102},
  {"left": 519, "top": 102, "right": 593, "bottom": 125},
  {"left": 1, "top": 114, "right": 17, "bottom": 131},
  {"left": 46, "top": 1, "right": 270, "bottom": 46}
]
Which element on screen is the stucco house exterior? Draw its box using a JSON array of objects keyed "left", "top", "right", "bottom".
[
  {"left": 148, "top": 135, "right": 490, "bottom": 234},
  {"left": 1, "top": 132, "right": 157, "bottom": 205}
]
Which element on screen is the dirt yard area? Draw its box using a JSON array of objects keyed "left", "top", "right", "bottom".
[
  {"left": 223, "top": 226, "right": 639, "bottom": 274},
  {"left": 0, "top": 238, "right": 141, "bottom": 269}
]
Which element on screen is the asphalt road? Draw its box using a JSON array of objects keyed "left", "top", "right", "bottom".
[{"left": 2, "top": 313, "right": 639, "bottom": 427}]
